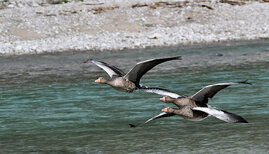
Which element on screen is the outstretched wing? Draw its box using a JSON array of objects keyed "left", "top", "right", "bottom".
[
  {"left": 191, "top": 80, "right": 251, "bottom": 105},
  {"left": 192, "top": 106, "right": 248, "bottom": 123},
  {"left": 139, "top": 87, "right": 186, "bottom": 98},
  {"left": 124, "top": 56, "right": 181, "bottom": 87},
  {"left": 91, "top": 59, "right": 125, "bottom": 79},
  {"left": 129, "top": 112, "right": 175, "bottom": 128}
]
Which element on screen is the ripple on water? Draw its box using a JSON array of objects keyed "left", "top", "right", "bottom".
[{"left": 1, "top": 42, "right": 269, "bottom": 152}]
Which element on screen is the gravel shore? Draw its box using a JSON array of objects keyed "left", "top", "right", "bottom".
[{"left": 0, "top": 0, "right": 268, "bottom": 56}]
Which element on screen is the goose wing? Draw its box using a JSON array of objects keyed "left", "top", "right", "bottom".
[
  {"left": 124, "top": 56, "right": 181, "bottom": 87},
  {"left": 129, "top": 112, "right": 175, "bottom": 127},
  {"left": 192, "top": 106, "right": 248, "bottom": 123},
  {"left": 139, "top": 87, "right": 185, "bottom": 98},
  {"left": 91, "top": 59, "right": 125, "bottom": 79},
  {"left": 191, "top": 80, "right": 251, "bottom": 105}
]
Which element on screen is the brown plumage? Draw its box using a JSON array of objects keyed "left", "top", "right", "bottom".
[
  {"left": 162, "top": 106, "right": 209, "bottom": 122},
  {"left": 90, "top": 56, "right": 181, "bottom": 93},
  {"left": 160, "top": 96, "right": 209, "bottom": 121},
  {"left": 95, "top": 77, "right": 137, "bottom": 93},
  {"left": 130, "top": 81, "right": 251, "bottom": 127}
]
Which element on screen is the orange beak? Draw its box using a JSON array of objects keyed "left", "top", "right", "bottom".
[
  {"left": 95, "top": 78, "right": 101, "bottom": 83},
  {"left": 162, "top": 108, "right": 168, "bottom": 112},
  {"left": 160, "top": 97, "right": 165, "bottom": 102}
]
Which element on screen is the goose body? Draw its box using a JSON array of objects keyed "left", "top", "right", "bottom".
[
  {"left": 90, "top": 56, "right": 181, "bottom": 93},
  {"left": 163, "top": 105, "right": 209, "bottom": 122},
  {"left": 161, "top": 97, "right": 210, "bottom": 121},
  {"left": 130, "top": 81, "right": 250, "bottom": 127},
  {"left": 105, "top": 77, "right": 137, "bottom": 93}
]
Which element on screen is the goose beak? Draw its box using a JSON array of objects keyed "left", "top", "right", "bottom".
[
  {"left": 162, "top": 108, "right": 168, "bottom": 112},
  {"left": 160, "top": 97, "right": 165, "bottom": 102},
  {"left": 95, "top": 78, "right": 101, "bottom": 83}
]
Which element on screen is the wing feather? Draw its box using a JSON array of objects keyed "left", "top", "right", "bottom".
[
  {"left": 124, "top": 56, "right": 181, "bottom": 86},
  {"left": 91, "top": 59, "right": 125, "bottom": 79},
  {"left": 191, "top": 80, "right": 251, "bottom": 104},
  {"left": 129, "top": 112, "right": 175, "bottom": 127},
  {"left": 192, "top": 106, "right": 248, "bottom": 123},
  {"left": 139, "top": 88, "right": 185, "bottom": 98}
]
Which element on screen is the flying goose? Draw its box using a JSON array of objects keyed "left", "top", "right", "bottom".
[
  {"left": 130, "top": 81, "right": 250, "bottom": 127},
  {"left": 90, "top": 56, "right": 181, "bottom": 93}
]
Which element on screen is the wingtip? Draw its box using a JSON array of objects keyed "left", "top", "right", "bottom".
[
  {"left": 237, "top": 118, "right": 248, "bottom": 123},
  {"left": 238, "top": 80, "right": 252, "bottom": 85},
  {"left": 83, "top": 58, "right": 90, "bottom": 63},
  {"left": 243, "top": 120, "right": 248, "bottom": 123},
  {"left": 129, "top": 124, "right": 137, "bottom": 128},
  {"left": 173, "top": 56, "right": 182, "bottom": 60},
  {"left": 83, "top": 58, "right": 94, "bottom": 63}
]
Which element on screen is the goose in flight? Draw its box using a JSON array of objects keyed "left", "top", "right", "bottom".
[
  {"left": 90, "top": 56, "right": 181, "bottom": 93},
  {"left": 130, "top": 81, "right": 250, "bottom": 127}
]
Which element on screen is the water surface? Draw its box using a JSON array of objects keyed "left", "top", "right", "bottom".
[{"left": 0, "top": 41, "right": 269, "bottom": 153}]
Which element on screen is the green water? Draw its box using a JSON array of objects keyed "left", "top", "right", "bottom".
[{"left": 1, "top": 41, "right": 269, "bottom": 153}]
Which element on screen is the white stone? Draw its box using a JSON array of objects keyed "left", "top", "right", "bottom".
[{"left": 0, "top": 0, "right": 268, "bottom": 56}]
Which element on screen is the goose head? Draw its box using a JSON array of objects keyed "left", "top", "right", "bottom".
[
  {"left": 160, "top": 96, "right": 176, "bottom": 103},
  {"left": 162, "top": 107, "right": 174, "bottom": 113},
  {"left": 95, "top": 77, "right": 108, "bottom": 84}
]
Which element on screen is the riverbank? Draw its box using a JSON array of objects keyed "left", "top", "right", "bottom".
[
  {"left": 1, "top": 41, "right": 269, "bottom": 81},
  {"left": 0, "top": 0, "right": 268, "bottom": 56}
]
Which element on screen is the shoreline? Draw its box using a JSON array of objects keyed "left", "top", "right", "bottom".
[
  {"left": 0, "top": 0, "right": 269, "bottom": 56},
  {"left": 0, "top": 40, "right": 269, "bottom": 86},
  {"left": 1, "top": 40, "right": 269, "bottom": 74}
]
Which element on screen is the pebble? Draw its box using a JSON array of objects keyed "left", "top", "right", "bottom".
[
  {"left": 15, "top": 45, "right": 22, "bottom": 51},
  {"left": 0, "top": 0, "right": 268, "bottom": 56},
  {"left": 148, "top": 33, "right": 162, "bottom": 39},
  {"left": 215, "top": 53, "right": 223, "bottom": 57}
]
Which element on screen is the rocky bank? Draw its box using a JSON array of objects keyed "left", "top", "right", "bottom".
[{"left": 0, "top": 0, "right": 268, "bottom": 55}]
